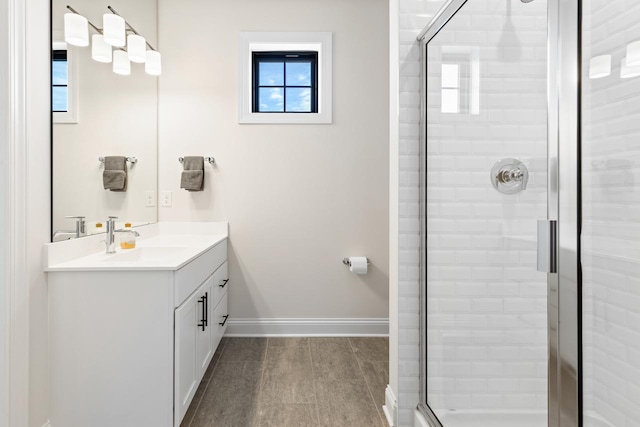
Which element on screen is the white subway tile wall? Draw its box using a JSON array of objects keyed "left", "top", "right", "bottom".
[
  {"left": 425, "top": 0, "right": 548, "bottom": 419},
  {"left": 582, "top": 0, "right": 640, "bottom": 425}
]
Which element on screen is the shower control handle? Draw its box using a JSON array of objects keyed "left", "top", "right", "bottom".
[{"left": 490, "top": 158, "right": 529, "bottom": 195}]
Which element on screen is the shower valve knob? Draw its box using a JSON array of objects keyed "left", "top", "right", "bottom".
[{"left": 490, "top": 158, "right": 529, "bottom": 194}]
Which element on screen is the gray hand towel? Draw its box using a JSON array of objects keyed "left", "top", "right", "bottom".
[
  {"left": 180, "top": 156, "right": 204, "bottom": 191},
  {"left": 103, "top": 156, "right": 128, "bottom": 191},
  {"left": 180, "top": 170, "right": 204, "bottom": 191}
]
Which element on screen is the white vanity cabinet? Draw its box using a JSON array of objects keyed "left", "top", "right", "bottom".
[
  {"left": 175, "top": 262, "right": 229, "bottom": 425},
  {"left": 47, "top": 235, "right": 229, "bottom": 427}
]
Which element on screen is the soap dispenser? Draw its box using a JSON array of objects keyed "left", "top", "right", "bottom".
[{"left": 120, "top": 223, "right": 137, "bottom": 249}]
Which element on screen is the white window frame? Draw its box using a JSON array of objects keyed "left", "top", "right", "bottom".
[
  {"left": 238, "top": 32, "right": 332, "bottom": 124},
  {"left": 52, "top": 32, "right": 78, "bottom": 124}
]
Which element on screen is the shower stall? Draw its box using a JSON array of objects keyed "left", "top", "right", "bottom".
[{"left": 418, "top": 0, "right": 640, "bottom": 426}]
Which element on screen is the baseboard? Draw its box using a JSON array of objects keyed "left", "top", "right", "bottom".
[
  {"left": 225, "top": 318, "right": 389, "bottom": 336},
  {"left": 383, "top": 385, "right": 397, "bottom": 427}
]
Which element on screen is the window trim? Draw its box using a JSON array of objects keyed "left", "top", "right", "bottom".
[
  {"left": 52, "top": 35, "right": 78, "bottom": 124},
  {"left": 252, "top": 51, "right": 318, "bottom": 113},
  {"left": 238, "top": 32, "right": 332, "bottom": 124}
]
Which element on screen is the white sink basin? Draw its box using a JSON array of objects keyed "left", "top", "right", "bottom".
[{"left": 102, "top": 246, "right": 193, "bottom": 263}]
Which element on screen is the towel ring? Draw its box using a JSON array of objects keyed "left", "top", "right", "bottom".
[
  {"left": 178, "top": 157, "right": 215, "bottom": 165},
  {"left": 98, "top": 157, "right": 138, "bottom": 164}
]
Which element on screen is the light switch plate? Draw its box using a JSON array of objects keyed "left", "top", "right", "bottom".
[
  {"left": 160, "top": 191, "right": 172, "bottom": 207},
  {"left": 145, "top": 191, "right": 156, "bottom": 207}
]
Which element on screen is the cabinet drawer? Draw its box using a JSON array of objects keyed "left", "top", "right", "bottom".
[
  {"left": 212, "top": 291, "right": 229, "bottom": 351},
  {"left": 175, "top": 240, "right": 227, "bottom": 307},
  {"left": 210, "top": 261, "right": 229, "bottom": 310}
]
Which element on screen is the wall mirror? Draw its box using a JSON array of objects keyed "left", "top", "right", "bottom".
[{"left": 51, "top": 0, "right": 158, "bottom": 242}]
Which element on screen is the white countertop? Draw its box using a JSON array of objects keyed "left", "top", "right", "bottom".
[{"left": 45, "top": 222, "right": 228, "bottom": 272}]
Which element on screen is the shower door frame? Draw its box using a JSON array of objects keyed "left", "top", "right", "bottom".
[{"left": 417, "top": 0, "right": 582, "bottom": 426}]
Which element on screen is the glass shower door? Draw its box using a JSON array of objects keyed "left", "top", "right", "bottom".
[
  {"left": 582, "top": 0, "right": 640, "bottom": 425},
  {"left": 424, "top": 0, "right": 549, "bottom": 426}
]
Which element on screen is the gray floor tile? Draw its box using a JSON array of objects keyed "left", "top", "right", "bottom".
[
  {"left": 315, "top": 379, "right": 384, "bottom": 427},
  {"left": 268, "top": 337, "right": 310, "bottom": 347},
  {"left": 257, "top": 404, "right": 318, "bottom": 427},
  {"left": 219, "top": 337, "right": 267, "bottom": 362},
  {"left": 260, "top": 346, "right": 315, "bottom": 404},
  {"left": 190, "top": 361, "right": 263, "bottom": 427},
  {"left": 359, "top": 361, "right": 389, "bottom": 418},
  {"left": 180, "top": 375, "right": 209, "bottom": 427},
  {"left": 349, "top": 337, "right": 389, "bottom": 362},
  {"left": 310, "top": 339, "right": 363, "bottom": 380}
]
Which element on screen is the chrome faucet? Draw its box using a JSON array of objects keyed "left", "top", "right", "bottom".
[
  {"left": 105, "top": 216, "right": 140, "bottom": 254},
  {"left": 65, "top": 215, "right": 86, "bottom": 238}
]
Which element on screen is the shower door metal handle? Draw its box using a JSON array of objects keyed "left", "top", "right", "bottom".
[{"left": 537, "top": 220, "right": 557, "bottom": 273}]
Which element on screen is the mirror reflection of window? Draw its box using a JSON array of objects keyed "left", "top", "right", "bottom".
[{"left": 52, "top": 49, "right": 68, "bottom": 112}]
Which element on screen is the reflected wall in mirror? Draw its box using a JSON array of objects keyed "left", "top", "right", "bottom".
[{"left": 51, "top": 0, "right": 158, "bottom": 242}]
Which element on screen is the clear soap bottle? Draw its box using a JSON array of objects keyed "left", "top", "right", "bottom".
[{"left": 120, "top": 223, "right": 136, "bottom": 249}]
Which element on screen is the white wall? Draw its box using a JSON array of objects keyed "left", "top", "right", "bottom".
[
  {"left": 582, "top": 1, "right": 640, "bottom": 425},
  {"left": 158, "top": 0, "right": 390, "bottom": 323},
  {"left": 52, "top": 0, "right": 158, "bottom": 235}
]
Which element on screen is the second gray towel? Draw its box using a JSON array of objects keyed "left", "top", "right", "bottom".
[
  {"left": 103, "top": 156, "right": 127, "bottom": 191},
  {"left": 180, "top": 156, "right": 204, "bottom": 191}
]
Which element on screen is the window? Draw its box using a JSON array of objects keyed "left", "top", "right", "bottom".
[
  {"left": 252, "top": 52, "right": 318, "bottom": 113},
  {"left": 52, "top": 50, "right": 69, "bottom": 113},
  {"left": 238, "top": 32, "right": 332, "bottom": 124},
  {"left": 52, "top": 36, "right": 78, "bottom": 124}
]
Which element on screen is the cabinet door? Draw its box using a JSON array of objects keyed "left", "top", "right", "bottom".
[
  {"left": 174, "top": 289, "right": 200, "bottom": 426},
  {"left": 195, "top": 276, "right": 214, "bottom": 379}
]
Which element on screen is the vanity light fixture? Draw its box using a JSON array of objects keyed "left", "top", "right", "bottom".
[
  {"left": 64, "top": 5, "right": 162, "bottom": 75},
  {"left": 145, "top": 50, "right": 162, "bottom": 76},
  {"left": 626, "top": 41, "right": 640, "bottom": 67},
  {"left": 91, "top": 34, "right": 112, "bottom": 63},
  {"left": 589, "top": 55, "right": 611, "bottom": 79},
  {"left": 621, "top": 57, "right": 640, "bottom": 79},
  {"left": 64, "top": 12, "right": 89, "bottom": 46},
  {"left": 113, "top": 50, "right": 131, "bottom": 75},
  {"left": 127, "top": 34, "right": 146, "bottom": 63}
]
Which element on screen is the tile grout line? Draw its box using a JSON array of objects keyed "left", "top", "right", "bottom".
[
  {"left": 309, "top": 338, "right": 323, "bottom": 427},
  {"left": 186, "top": 338, "right": 228, "bottom": 427},
  {"left": 254, "top": 337, "right": 270, "bottom": 426},
  {"left": 348, "top": 338, "right": 388, "bottom": 427}
]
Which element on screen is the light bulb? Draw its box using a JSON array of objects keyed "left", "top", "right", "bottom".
[
  {"left": 589, "top": 55, "right": 611, "bottom": 79},
  {"left": 64, "top": 13, "right": 89, "bottom": 47},
  {"left": 127, "top": 35, "right": 147, "bottom": 63},
  {"left": 113, "top": 50, "right": 131, "bottom": 75},
  {"left": 145, "top": 50, "right": 162, "bottom": 76},
  {"left": 91, "top": 34, "right": 112, "bottom": 63},
  {"left": 103, "top": 13, "right": 126, "bottom": 47}
]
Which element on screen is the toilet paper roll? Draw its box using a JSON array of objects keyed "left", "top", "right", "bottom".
[{"left": 349, "top": 257, "right": 368, "bottom": 275}]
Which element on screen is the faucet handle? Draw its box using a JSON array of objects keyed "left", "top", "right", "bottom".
[{"left": 108, "top": 216, "right": 118, "bottom": 219}]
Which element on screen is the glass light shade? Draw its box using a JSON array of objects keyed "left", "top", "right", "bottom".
[
  {"left": 589, "top": 55, "right": 611, "bottom": 79},
  {"left": 145, "top": 50, "right": 162, "bottom": 76},
  {"left": 626, "top": 41, "right": 640, "bottom": 67},
  {"left": 127, "top": 35, "right": 147, "bottom": 63},
  {"left": 113, "top": 50, "right": 131, "bottom": 75},
  {"left": 64, "top": 13, "right": 89, "bottom": 47},
  {"left": 91, "top": 35, "right": 112, "bottom": 63},
  {"left": 103, "top": 13, "right": 126, "bottom": 47},
  {"left": 621, "top": 57, "right": 640, "bottom": 79}
]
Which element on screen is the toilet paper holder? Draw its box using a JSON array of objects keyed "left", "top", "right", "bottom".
[{"left": 342, "top": 257, "right": 371, "bottom": 267}]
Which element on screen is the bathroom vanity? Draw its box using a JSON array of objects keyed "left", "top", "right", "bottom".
[{"left": 45, "top": 222, "right": 229, "bottom": 427}]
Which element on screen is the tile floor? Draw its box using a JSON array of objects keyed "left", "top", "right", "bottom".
[{"left": 181, "top": 337, "right": 390, "bottom": 427}]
